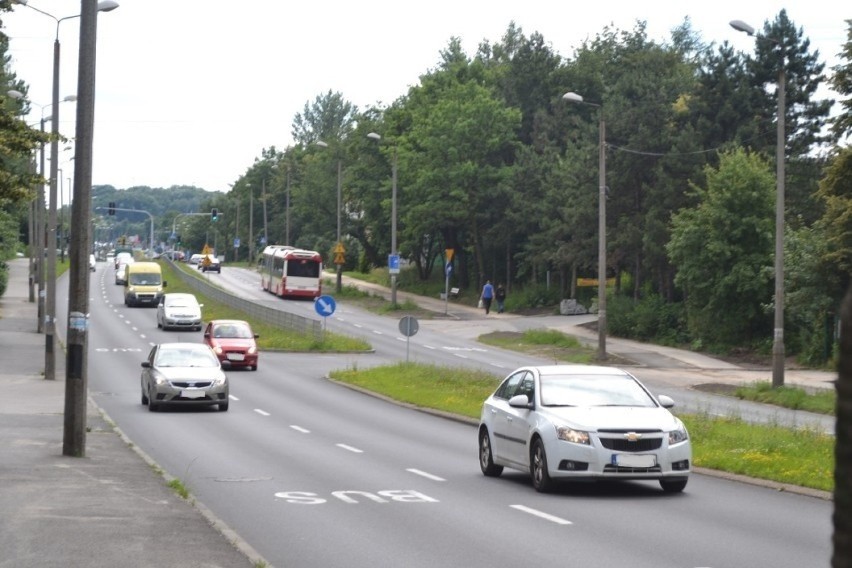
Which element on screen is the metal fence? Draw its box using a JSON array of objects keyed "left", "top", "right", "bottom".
[{"left": 165, "top": 259, "right": 323, "bottom": 341}]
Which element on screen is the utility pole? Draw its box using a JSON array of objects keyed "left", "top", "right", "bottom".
[{"left": 64, "top": 0, "right": 98, "bottom": 457}]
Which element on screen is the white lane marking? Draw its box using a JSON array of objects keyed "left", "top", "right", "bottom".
[
  {"left": 372, "top": 330, "right": 383, "bottom": 335},
  {"left": 489, "top": 362, "right": 507, "bottom": 369},
  {"left": 396, "top": 336, "right": 406, "bottom": 342},
  {"left": 510, "top": 505, "right": 573, "bottom": 525},
  {"left": 229, "top": 395, "right": 239, "bottom": 401},
  {"left": 290, "top": 425, "right": 310, "bottom": 433},
  {"left": 424, "top": 345, "right": 436, "bottom": 350},
  {"left": 254, "top": 409, "right": 271, "bottom": 416},
  {"left": 131, "top": 327, "right": 138, "bottom": 331},
  {"left": 336, "top": 444, "right": 363, "bottom": 453},
  {"left": 353, "top": 324, "right": 363, "bottom": 328},
  {"left": 406, "top": 469, "right": 445, "bottom": 481},
  {"left": 453, "top": 353, "right": 469, "bottom": 359}
]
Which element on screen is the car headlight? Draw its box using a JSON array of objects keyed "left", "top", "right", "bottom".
[
  {"left": 212, "top": 345, "right": 223, "bottom": 355},
  {"left": 556, "top": 426, "right": 590, "bottom": 445},
  {"left": 153, "top": 374, "right": 167, "bottom": 386},
  {"left": 669, "top": 421, "right": 689, "bottom": 445},
  {"left": 211, "top": 375, "right": 227, "bottom": 386},
  {"left": 248, "top": 346, "right": 257, "bottom": 354}
]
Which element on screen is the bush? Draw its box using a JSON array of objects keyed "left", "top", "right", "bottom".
[{"left": 608, "top": 293, "right": 688, "bottom": 345}]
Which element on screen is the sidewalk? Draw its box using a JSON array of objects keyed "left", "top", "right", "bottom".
[{"left": 0, "top": 258, "right": 261, "bottom": 568}]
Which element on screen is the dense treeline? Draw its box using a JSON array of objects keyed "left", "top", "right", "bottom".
[{"left": 2, "top": 11, "right": 851, "bottom": 365}]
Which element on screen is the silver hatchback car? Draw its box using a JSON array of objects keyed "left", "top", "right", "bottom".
[{"left": 140, "top": 343, "right": 230, "bottom": 412}]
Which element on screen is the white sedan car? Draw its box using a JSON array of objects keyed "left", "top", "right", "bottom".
[{"left": 478, "top": 365, "right": 691, "bottom": 493}]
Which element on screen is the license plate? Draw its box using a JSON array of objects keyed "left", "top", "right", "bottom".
[
  {"left": 181, "top": 389, "right": 205, "bottom": 399},
  {"left": 227, "top": 353, "right": 245, "bottom": 361},
  {"left": 613, "top": 454, "right": 656, "bottom": 468}
]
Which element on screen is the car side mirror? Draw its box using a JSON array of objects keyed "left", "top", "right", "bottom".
[
  {"left": 141, "top": 361, "right": 151, "bottom": 368},
  {"left": 163, "top": 281, "right": 167, "bottom": 287},
  {"left": 508, "top": 394, "right": 532, "bottom": 409},
  {"left": 254, "top": 334, "right": 260, "bottom": 339},
  {"left": 657, "top": 394, "right": 675, "bottom": 409},
  {"left": 203, "top": 333, "right": 210, "bottom": 338}
]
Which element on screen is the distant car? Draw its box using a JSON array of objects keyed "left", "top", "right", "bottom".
[
  {"left": 89, "top": 254, "right": 96, "bottom": 272},
  {"left": 199, "top": 254, "right": 221, "bottom": 273},
  {"left": 114, "top": 262, "right": 129, "bottom": 285},
  {"left": 203, "top": 320, "right": 259, "bottom": 371},
  {"left": 114, "top": 251, "right": 133, "bottom": 269},
  {"left": 478, "top": 365, "right": 691, "bottom": 493},
  {"left": 140, "top": 342, "right": 229, "bottom": 412},
  {"left": 157, "top": 293, "right": 204, "bottom": 331},
  {"left": 188, "top": 254, "right": 204, "bottom": 265}
]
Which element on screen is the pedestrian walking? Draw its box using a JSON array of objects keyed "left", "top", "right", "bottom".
[
  {"left": 480, "top": 280, "right": 494, "bottom": 315},
  {"left": 495, "top": 283, "right": 506, "bottom": 313}
]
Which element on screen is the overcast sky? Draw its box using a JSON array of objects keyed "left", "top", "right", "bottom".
[{"left": 4, "top": 1, "right": 848, "bottom": 194}]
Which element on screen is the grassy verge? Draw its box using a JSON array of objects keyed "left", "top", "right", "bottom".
[
  {"left": 734, "top": 381, "right": 836, "bottom": 415},
  {"left": 330, "top": 362, "right": 834, "bottom": 492},
  {"left": 160, "top": 261, "right": 370, "bottom": 352}
]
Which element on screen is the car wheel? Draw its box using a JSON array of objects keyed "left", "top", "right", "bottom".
[
  {"left": 219, "top": 401, "right": 229, "bottom": 412},
  {"left": 479, "top": 428, "right": 503, "bottom": 477},
  {"left": 147, "top": 388, "right": 158, "bottom": 412},
  {"left": 531, "top": 438, "right": 554, "bottom": 493},
  {"left": 660, "top": 478, "right": 688, "bottom": 493},
  {"left": 141, "top": 386, "right": 148, "bottom": 405},
  {"left": 251, "top": 365, "right": 258, "bottom": 371}
]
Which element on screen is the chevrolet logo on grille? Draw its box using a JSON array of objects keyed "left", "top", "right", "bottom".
[{"left": 624, "top": 432, "right": 643, "bottom": 442}]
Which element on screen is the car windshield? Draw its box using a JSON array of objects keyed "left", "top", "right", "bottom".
[
  {"left": 213, "top": 324, "right": 252, "bottom": 338},
  {"left": 155, "top": 347, "right": 218, "bottom": 368},
  {"left": 129, "top": 274, "right": 161, "bottom": 285},
  {"left": 539, "top": 374, "right": 657, "bottom": 408}
]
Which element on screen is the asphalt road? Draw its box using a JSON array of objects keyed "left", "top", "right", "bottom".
[{"left": 53, "top": 263, "right": 832, "bottom": 568}]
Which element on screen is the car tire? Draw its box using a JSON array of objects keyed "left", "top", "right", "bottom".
[
  {"left": 531, "top": 438, "right": 554, "bottom": 493},
  {"left": 251, "top": 365, "right": 258, "bottom": 371},
  {"left": 219, "top": 401, "right": 229, "bottom": 412},
  {"left": 147, "top": 388, "right": 158, "bottom": 412},
  {"left": 479, "top": 428, "right": 503, "bottom": 477},
  {"left": 141, "top": 386, "right": 148, "bottom": 405},
  {"left": 660, "top": 478, "right": 688, "bottom": 493}
]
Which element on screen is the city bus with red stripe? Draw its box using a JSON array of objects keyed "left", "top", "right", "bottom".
[{"left": 259, "top": 245, "right": 323, "bottom": 299}]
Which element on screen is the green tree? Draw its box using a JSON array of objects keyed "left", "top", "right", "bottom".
[
  {"left": 815, "top": 146, "right": 852, "bottom": 299},
  {"left": 667, "top": 148, "right": 775, "bottom": 347},
  {"left": 829, "top": 19, "right": 852, "bottom": 142}
]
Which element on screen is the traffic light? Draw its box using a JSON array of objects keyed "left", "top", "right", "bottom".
[
  {"left": 211, "top": 208, "right": 219, "bottom": 222},
  {"left": 108, "top": 202, "right": 115, "bottom": 215}
]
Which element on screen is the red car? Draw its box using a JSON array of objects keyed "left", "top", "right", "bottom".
[{"left": 203, "top": 320, "right": 259, "bottom": 371}]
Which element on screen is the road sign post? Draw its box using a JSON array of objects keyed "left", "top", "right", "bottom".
[{"left": 398, "top": 315, "right": 419, "bottom": 362}]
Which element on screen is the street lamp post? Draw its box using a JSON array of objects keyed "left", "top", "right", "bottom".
[
  {"left": 731, "top": 19, "right": 786, "bottom": 387},
  {"left": 563, "top": 92, "right": 607, "bottom": 361},
  {"left": 367, "top": 132, "right": 399, "bottom": 307},
  {"left": 316, "top": 140, "right": 343, "bottom": 293}
]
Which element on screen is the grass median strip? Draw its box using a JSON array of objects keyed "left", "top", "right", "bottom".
[{"left": 330, "top": 361, "right": 834, "bottom": 493}]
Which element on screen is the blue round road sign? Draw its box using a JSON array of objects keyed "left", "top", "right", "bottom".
[{"left": 314, "top": 295, "right": 336, "bottom": 317}]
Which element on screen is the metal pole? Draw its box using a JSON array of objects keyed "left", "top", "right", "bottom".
[
  {"left": 597, "top": 113, "right": 607, "bottom": 360},
  {"left": 772, "top": 64, "right": 786, "bottom": 387},
  {"left": 262, "top": 177, "right": 268, "bottom": 247},
  {"left": 64, "top": 0, "right": 98, "bottom": 457},
  {"left": 37, "top": 119, "right": 47, "bottom": 333},
  {"left": 391, "top": 148, "right": 398, "bottom": 306},
  {"left": 44, "top": 32, "right": 60, "bottom": 380},
  {"left": 336, "top": 158, "right": 342, "bottom": 293},
  {"left": 248, "top": 183, "right": 253, "bottom": 261},
  {"left": 285, "top": 167, "right": 291, "bottom": 246}
]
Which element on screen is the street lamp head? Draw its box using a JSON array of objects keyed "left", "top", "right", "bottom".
[
  {"left": 729, "top": 20, "right": 755, "bottom": 36},
  {"left": 12, "top": 0, "right": 28, "bottom": 5},
  {"left": 7, "top": 89, "right": 24, "bottom": 100},
  {"left": 97, "top": 1, "right": 120, "bottom": 12},
  {"left": 562, "top": 92, "right": 584, "bottom": 103},
  {"left": 367, "top": 132, "right": 381, "bottom": 141},
  {"left": 316, "top": 140, "right": 329, "bottom": 148},
  {"left": 62, "top": 95, "right": 77, "bottom": 103}
]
